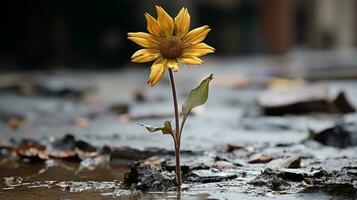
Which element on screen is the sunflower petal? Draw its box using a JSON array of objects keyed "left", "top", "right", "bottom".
[
  {"left": 156, "top": 6, "right": 174, "bottom": 37},
  {"left": 128, "top": 32, "right": 160, "bottom": 45},
  {"left": 182, "top": 43, "right": 215, "bottom": 57},
  {"left": 178, "top": 56, "right": 204, "bottom": 65},
  {"left": 147, "top": 58, "right": 167, "bottom": 86},
  {"left": 131, "top": 49, "right": 160, "bottom": 63},
  {"left": 167, "top": 59, "right": 179, "bottom": 72},
  {"left": 145, "top": 13, "right": 163, "bottom": 37},
  {"left": 174, "top": 8, "right": 190, "bottom": 38},
  {"left": 183, "top": 25, "right": 211, "bottom": 45},
  {"left": 190, "top": 43, "right": 215, "bottom": 51},
  {"left": 128, "top": 37, "right": 156, "bottom": 48}
]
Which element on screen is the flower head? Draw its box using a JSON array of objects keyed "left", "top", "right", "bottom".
[{"left": 128, "top": 6, "right": 215, "bottom": 86}]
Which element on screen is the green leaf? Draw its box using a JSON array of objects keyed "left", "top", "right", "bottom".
[
  {"left": 182, "top": 74, "right": 213, "bottom": 118},
  {"left": 138, "top": 120, "right": 173, "bottom": 135}
]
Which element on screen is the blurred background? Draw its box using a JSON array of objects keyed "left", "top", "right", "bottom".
[{"left": 1, "top": 0, "right": 356, "bottom": 71}]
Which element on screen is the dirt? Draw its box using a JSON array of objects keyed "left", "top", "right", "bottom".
[{"left": 1, "top": 62, "right": 357, "bottom": 199}]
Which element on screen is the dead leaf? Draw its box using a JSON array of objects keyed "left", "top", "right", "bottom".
[
  {"left": 248, "top": 153, "right": 273, "bottom": 164},
  {"left": 16, "top": 140, "right": 49, "bottom": 161},
  {"left": 213, "top": 161, "right": 236, "bottom": 170},
  {"left": 143, "top": 156, "right": 162, "bottom": 168},
  {"left": 265, "top": 155, "right": 301, "bottom": 169}
]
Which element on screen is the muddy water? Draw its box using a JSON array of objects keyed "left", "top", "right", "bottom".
[
  {"left": 0, "top": 156, "right": 128, "bottom": 199},
  {"left": 1, "top": 155, "right": 355, "bottom": 200}
]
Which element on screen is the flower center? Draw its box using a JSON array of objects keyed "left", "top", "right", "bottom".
[{"left": 159, "top": 36, "right": 183, "bottom": 59}]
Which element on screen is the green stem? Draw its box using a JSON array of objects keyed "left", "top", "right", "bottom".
[
  {"left": 168, "top": 69, "right": 182, "bottom": 186},
  {"left": 178, "top": 116, "right": 187, "bottom": 146}
]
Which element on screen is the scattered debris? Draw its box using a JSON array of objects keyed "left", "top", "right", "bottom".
[
  {"left": 265, "top": 155, "right": 301, "bottom": 169},
  {"left": 248, "top": 153, "right": 273, "bottom": 164},
  {"left": 0, "top": 75, "right": 89, "bottom": 99},
  {"left": 189, "top": 169, "right": 238, "bottom": 183},
  {"left": 124, "top": 162, "right": 175, "bottom": 191},
  {"left": 48, "top": 135, "right": 98, "bottom": 162},
  {"left": 332, "top": 92, "right": 356, "bottom": 113},
  {"left": 259, "top": 87, "right": 355, "bottom": 115},
  {"left": 0, "top": 135, "right": 99, "bottom": 163},
  {"left": 276, "top": 169, "right": 305, "bottom": 182},
  {"left": 250, "top": 169, "right": 292, "bottom": 192},
  {"left": 212, "top": 160, "right": 236, "bottom": 170},
  {"left": 308, "top": 123, "right": 357, "bottom": 148},
  {"left": 34, "top": 85, "right": 88, "bottom": 99},
  {"left": 16, "top": 140, "right": 49, "bottom": 162}
]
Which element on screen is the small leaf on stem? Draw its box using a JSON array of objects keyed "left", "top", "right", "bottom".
[
  {"left": 138, "top": 121, "right": 173, "bottom": 135},
  {"left": 182, "top": 74, "right": 213, "bottom": 118}
]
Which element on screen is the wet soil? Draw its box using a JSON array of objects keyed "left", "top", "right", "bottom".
[{"left": 1, "top": 57, "right": 357, "bottom": 199}]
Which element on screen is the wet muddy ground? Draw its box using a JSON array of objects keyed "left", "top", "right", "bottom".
[{"left": 1, "top": 53, "right": 357, "bottom": 199}]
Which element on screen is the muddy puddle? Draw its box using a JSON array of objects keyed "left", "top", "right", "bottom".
[{"left": 1, "top": 144, "right": 356, "bottom": 200}]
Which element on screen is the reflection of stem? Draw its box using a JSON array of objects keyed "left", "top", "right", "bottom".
[
  {"left": 168, "top": 69, "right": 182, "bottom": 186},
  {"left": 176, "top": 185, "right": 182, "bottom": 200}
]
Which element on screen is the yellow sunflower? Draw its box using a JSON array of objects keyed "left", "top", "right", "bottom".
[{"left": 128, "top": 6, "right": 215, "bottom": 86}]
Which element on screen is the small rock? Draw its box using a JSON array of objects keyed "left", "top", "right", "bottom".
[
  {"left": 308, "top": 123, "right": 357, "bottom": 148},
  {"left": 277, "top": 169, "right": 305, "bottom": 182},
  {"left": 124, "top": 162, "right": 175, "bottom": 191},
  {"left": 333, "top": 92, "right": 356, "bottom": 113},
  {"left": 249, "top": 169, "right": 291, "bottom": 191}
]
